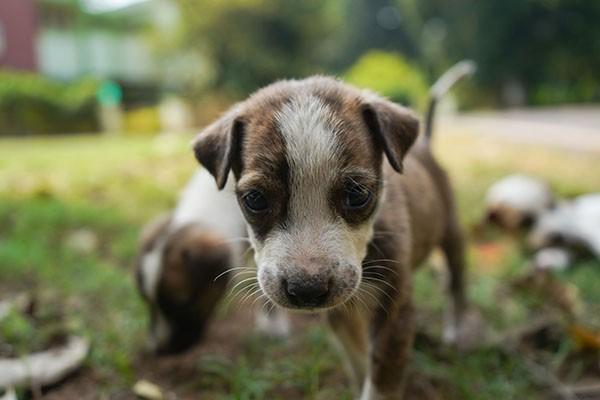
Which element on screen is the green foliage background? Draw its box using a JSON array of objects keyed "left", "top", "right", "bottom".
[
  {"left": 0, "top": 71, "right": 100, "bottom": 135},
  {"left": 2, "top": 0, "right": 599, "bottom": 133},
  {"left": 344, "top": 51, "right": 428, "bottom": 107},
  {"left": 170, "top": 0, "right": 600, "bottom": 107}
]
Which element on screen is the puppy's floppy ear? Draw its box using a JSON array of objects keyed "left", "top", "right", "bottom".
[
  {"left": 362, "top": 99, "right": 419, "bottom": 173},
  {"left": 192, "top": 108, "right": 245, "bottom": 189}
]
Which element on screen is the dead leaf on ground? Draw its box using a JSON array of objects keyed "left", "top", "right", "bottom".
[
  {"left": 569, "top": 325, "right": 600, "bottom": 351},
  {"left": 473, "top": 241, "right": 511, "bottom": 272},
  {"left": 133, "top": 379, "right": 164, "bottom": 400}
]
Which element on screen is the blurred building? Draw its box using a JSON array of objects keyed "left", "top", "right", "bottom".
[
  {"left": 0, "top": 0, "right": 179, "bottom": 105},
  {"left": 0, "top": 0, "right": 38, "bottom": 71}
]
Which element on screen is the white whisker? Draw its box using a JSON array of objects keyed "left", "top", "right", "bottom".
[
  {"left": 226, "top": 282, "right": 258, "bottom": 309},
  {"left": 227, "top": 276, "right": 258, "bottom": 297},
  {"left": 240, "top": 286, "right": 263, "bottom": 305},
  {"left": 362, "top": 271, "right": 387, "bottom": 280},
  {"left": 251, "top": 293, "right": 267, "bottom": 307},
  {"left": 363, "top": 276, "right": 398, "bottom": 293},
  {"left": 361, "top": 281, "right": 395, "bottom": 304},
  {"left": 213, "top": 266, "right": 248, "bottom": 282},
  {"left": 362, "top": 265, "right": 399, "bottom": 277},
  {"left": 358, "top": 286, "right": 388, "bottom": 315}
]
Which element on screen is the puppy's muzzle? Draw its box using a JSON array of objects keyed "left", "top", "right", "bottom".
[
  {"left": 259, "top": 256, "right": 360, "bottom": 311},
  {"left": 283, "top": 275, "right": 331, "bottom": 308}
]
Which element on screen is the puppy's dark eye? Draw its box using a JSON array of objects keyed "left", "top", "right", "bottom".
[
  {"left": 344, "top": 182, "right": 372, "bottom": 210},
  {"left": 243, "top": 190, "right": 269, "bottom": 213}
]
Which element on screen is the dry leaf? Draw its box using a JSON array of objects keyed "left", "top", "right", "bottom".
[
  {"left": 569, "top": 325, "right": 600, "bottom": 351},
  {"left": 133, "top": 380, "right": 164, "bottom": 400}
]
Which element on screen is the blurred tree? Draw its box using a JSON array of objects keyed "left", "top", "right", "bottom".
[
  {"left": 159, "top": 0, "right": 600, "bottom": 108},
  {"left": 173, "top": 0, "right": 341, "bottom": 97},
  {"left": 398, "top": 0, "right": 600, "bottom": 106},
  {"left": 334, "top": 0, "right": 418, "bottom": 69}
]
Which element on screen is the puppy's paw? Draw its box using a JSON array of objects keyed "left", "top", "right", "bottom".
[
  {"left": 443, "top": 307, "right": 486, "bottom": 351},
  {"left": 255, "top": 308, "right": 291, "bottom": 339},
  {"left": 359, "top": 379, "right": 406, "bottom": 400}
]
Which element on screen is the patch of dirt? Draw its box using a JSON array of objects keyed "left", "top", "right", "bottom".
[
  {"left": 42, "top": 369, "right": 104, "bottom": 400},
  {"left": 41, "top": 307, "right": 318, "bottom": 399}
]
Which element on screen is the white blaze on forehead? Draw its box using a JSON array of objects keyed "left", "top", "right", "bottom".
[
  {"left": 259, "top": 94, "right": 371, "bottom": 265},
  {"left": 254, "top": 94, "right": 372, "bottom": 307},
  {"left": 275, "top": 94, "right": 342, "bottom": 224}
]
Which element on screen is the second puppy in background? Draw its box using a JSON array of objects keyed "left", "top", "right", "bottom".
[
  {"left": 135, "top": 169, "right": 247, "bottom": 354},
  {"left": 483, "top": 174, "right": 600, "bottom": 270},
  {"left": 484, "top": 174, "right": 555, "bottom": 232}
]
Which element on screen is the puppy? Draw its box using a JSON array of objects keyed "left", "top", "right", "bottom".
[
  {"left": 483, "top": 175, "right": 599, "bottom": 271},
  {"left": 136, "top": 169, "right": 247, "bottom": 354},
  {"left": 484, "top": 174, "right": 555, "bottom": 231},
  {"left": 528, "top": 193, "right": 600, "bottom": 269},
  {"left": 192, "top": 62, "right": 475, "bottom": 398}
]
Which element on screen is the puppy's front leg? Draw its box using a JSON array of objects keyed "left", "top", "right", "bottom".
[
  {"left": 359, "top": 232, "right": 414, "bottom": 400},
  {"left": 361, "top": 299, "right": 414, "bottom": 400},
  {"left": 327, "top": 308, "right": 369, "bottom": 394}
]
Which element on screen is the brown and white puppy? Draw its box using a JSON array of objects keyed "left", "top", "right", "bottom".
[
  {"left": 193, "top": 62, "right": 475, "bottom": 398},
  {"left": 529, "top": 193, "right": 600, "bottom": 270},
  {"left": 136, "top": 169, "right": 247, "bottom": 354},
  {"left": 484, "top": 174, "right": 555, "bottom": 232}
]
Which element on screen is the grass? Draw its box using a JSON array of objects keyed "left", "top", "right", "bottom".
[
  {"left": 192, "top": 329, "right": 352, "bottom": 400},
  {"left": 0, "top": 130, "right": 599, "bottom": 399}
]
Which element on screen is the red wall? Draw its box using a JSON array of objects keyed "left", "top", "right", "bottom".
[{"left": 0, "top": 0, "right": 38, "bottom": 71}]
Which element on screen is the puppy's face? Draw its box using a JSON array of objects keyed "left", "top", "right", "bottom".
[
  {"left": 137, "top": 223, "right": 231, "bottom": 354},
  {"left": 238, "top": 95, "right": 382, "bottom": 310},
  {"left": 485, "top": 205, "right": 537, "bottom": 232},
  {"left": 194, "top": 77, "right": 418, "bottom": 311}
]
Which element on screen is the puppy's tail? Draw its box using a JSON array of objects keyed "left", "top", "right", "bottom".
[{"left": 423, "top": 60, "right": 477, "bottom": 143}]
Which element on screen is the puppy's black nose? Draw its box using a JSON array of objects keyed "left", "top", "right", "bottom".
[{"left": 284, "top": 278, "right": 329, "bottom": 307}]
